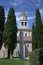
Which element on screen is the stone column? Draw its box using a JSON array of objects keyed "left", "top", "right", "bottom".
[
  {"left": 20, "top": 31, "right": 24, "bottom": 59},
  {"left": 23, "top": 44, "right": 25, "bottom": 58}
]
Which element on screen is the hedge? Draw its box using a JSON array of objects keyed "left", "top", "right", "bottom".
[{"left": 29, "top": 48, "right": 43, "bottom": 65}]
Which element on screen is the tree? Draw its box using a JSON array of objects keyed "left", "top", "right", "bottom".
[
  {"left": 32, "top": 8, "right": 43, "bottom": 50},
  {"left": 4, "top": 8, "right": 17, "bottom": 58},
  {"left": 41, "top": 24, "right": 43, "bottom": 47},
  {"left": 32, "top": 23, "right": 37, "bottom": 50},
  {"left": 35, "top": 8, "right": 43, "bottom": 48},
  {"left": 0, "top": 6, "right": 5, "bottom": 49}
]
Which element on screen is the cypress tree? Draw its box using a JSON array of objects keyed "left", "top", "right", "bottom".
[
  {"left": 35, "top": 8, "right": 43, "bottom": 48},
  {"left": 0, "top": 6, "right": 5, "bottom": 49},
  {"left": 32, "top": 23, "right": 37, "bottom": 50},
  {"left": 4, "top": 8, "right": 17, "bottom": 58}
]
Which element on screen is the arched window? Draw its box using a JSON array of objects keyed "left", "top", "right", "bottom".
[
  {"left": 25, "top": 33, "right": 27, "bottom": 37},
  {"left": 27, "top": 44, "right": 29, "bottom": 47},
  {"left": 25, "top": 22, "right": 27, "bottom": 26},
  {"left": 21, "top": 22, "right": 23, "bottom": 26}
]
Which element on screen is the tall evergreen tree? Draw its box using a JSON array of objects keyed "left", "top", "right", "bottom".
[
  {"left": 41, "top": 24, "right": 43, "bottom": 47},
  {"left": 0, "top": 6, "right": 5, "bottom": 49},
  {"left": 4, "top": 8, "right": 17, "bottom": 58},
  {"left": 32, "top": 23, "right": 35, "bottom": 50},
  {"left": 35, "top": 8, "right": 43, "bottom": 48},
  {"left": 32, "top": 23, "right": 37, "bottom": 50}
]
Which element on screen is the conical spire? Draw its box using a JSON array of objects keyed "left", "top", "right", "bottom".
[
  {"left": 21, "top": 9, "right": 26, "bottom": 16},
  {"left": 20, "top": 9, "right": 28, "bottom": 29},
  {"left": 20, "top": 9, "right": 27, "bottom": 21}
]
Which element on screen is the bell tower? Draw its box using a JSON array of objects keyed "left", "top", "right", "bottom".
[{"left": 20, "top": 9, "right": 28, "bottom": 29}]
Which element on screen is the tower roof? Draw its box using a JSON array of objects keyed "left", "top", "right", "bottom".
[
  {"left": 20, "top": 9, "right": 27, "bottom": 21},
  {"left": 21, "top": 9, "right": 26, "bottom": 16},
  {"left": 20, "top": 9, "right": 28, "bottom": 29}
]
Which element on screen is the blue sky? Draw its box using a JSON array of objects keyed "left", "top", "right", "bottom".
[{"left": 0, "top": 0, "right": 43, "bottom": 28}]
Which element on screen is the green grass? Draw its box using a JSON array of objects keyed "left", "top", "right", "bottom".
[
  {"left": 24, "top": 60, "right": 30, "bottom": 65},
  {"left": 0, "top": 58, "right": 30, "bottom": 65},
  {"left": 0, "top": 58, "right": 24, "bottom": 65}
]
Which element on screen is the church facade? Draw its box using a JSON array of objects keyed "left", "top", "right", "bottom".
[{"left": 0, "top": 10, "right": 32, "bottom": 59}]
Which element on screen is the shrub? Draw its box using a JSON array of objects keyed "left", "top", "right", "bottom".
[{"left": 29, "top": 48, "right": 43, "bottom": 65}]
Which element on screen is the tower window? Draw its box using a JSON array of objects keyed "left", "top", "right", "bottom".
[
  {"left": 21, "top": 22, "right": 23, "bottom": 26},
  {"left": 25, "top": 22, "right": 27, "bottom": 26},
  {"left": 27, "top": 44, "right": 29, "bottom": 47},
  {"left": 25, "top": 33, "right": 27, "bottom": 37}
]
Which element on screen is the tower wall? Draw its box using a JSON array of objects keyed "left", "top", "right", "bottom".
[{"left": 20, "top": 10, "right": 28, "bottom": 29}]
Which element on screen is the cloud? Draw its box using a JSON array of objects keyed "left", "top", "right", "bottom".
[
  {"left": 32, "top": 0, "right": 41, "bottom": 3},
  {"left": 27, "top": 16, "right": 35, "bottom": 20},
  {"left": 38, "top": 0, "right": 41, "bottom": 2},
  {"left": 16, "top": 16, "right": 35, "bottom": 22},
  {"left": 5, "top": 11, "right": 8, "bottom": 22},
  {"left": 8, "top": 1, "right": 17, "bottom": 6},
  {"left": 40, "top": 9, "right": 43, "bottom": 13},
  {"left": 5, "top": 11, "right": 8, "bottom": 17},
  {"left": 16, "top": 17, "right": 20, "bottom": 21},
  {"left": 7, "top": 0, "right": 23, "bottom": 7},
  {"left": 15, "top": 12, "right": 21, "bottom": 21},
  {"left": 15, "top": 0, "right": 23, "bottom": 4},
  {"left": 40, "top": 9, "right": 43, "bottom": 17},
  {"left": 15, "top": 12, "right": 21, "bottom": 16},
  {"left": 36, "top": 4, "right": 40, "bottom": 7}
]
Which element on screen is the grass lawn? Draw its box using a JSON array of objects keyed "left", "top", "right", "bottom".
[
  {"left": 0, "top": 58, "right": 30, "bottom": 65},
  {"left": 24, "top": 60, "right": 30, "bottom": 65},
  {"left": 0, "top": 58, "right": 24, "bottom": 65}
]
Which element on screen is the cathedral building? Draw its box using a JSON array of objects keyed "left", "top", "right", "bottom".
[
  {"left": 0, "top": 10, "right": 32, "bottom": 59},
  {"left": 13, "top": 10, "right": 32, "bottom": 59}
]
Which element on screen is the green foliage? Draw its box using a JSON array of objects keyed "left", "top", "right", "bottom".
[
  {"left": 4, "top": 8, "right": 17, "bottom": 58},
  {"left": 35, "top": 8, "right": 43, "bottom": 48},
  {"left": 29, "top": 48, "right": 43, "bottom": 65},
  {"left": 32, "top": 23, "right": 37, "bottom": 50},
  {"left": 0, "top": 58, "right": 24, "bottom": 65},
  {"left": 39, "top": 48, "right": 43, "bottom": 65},
  {"left": 30, "top": 49, "right": 40, "bottom": 65},
  {"left": 24, "top": 60, "right": 30, "bottom": 65},
  {"left": 0, "top": 6, "right": 5, "bottom": 48},
  {"left": 32, "top": 8, "right": 43, "bottom": 50},
  {"left": 41, "top": 24, "right": 43, "bottom": 47}
]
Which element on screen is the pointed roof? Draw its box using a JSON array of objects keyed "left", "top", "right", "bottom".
[
  {"left": 21, "top": 9, "right": 26, "bottom": 16},
  {"left": 20, "top": 9, "right": 27, "bottom": 21}
]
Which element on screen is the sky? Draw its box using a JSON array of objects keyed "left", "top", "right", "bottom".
[{"left": 0, "top": 0, "right": 43, "bottom": 28}]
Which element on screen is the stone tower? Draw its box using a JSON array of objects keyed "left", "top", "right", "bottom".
[{"left": 20, "top": 9, "right": 28, "bottom": 29}]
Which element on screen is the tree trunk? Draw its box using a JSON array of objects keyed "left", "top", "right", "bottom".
[
  {"left": 8, "top": 49, "right": 13, "bottom": 59},
  {"left": 8, "top": 49, "right": 10, "bottom": 58},
  {"left": 10, "top": 52, "right": 13, "bottom": 59}
]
